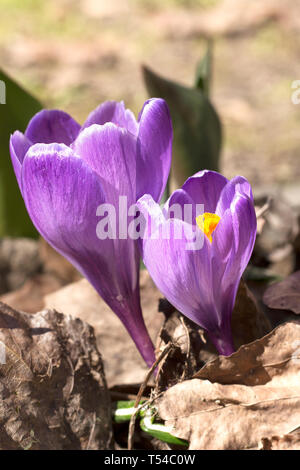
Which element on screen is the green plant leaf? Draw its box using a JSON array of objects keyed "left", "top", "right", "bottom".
[
  {"left": 143, "top": 64, "right": 222, "bottom": 189},
  {"left": 140, "top": 413, "right": 188, "bottom": 447},
  {"left": 0, "top": 69, "right": 42, "bottom": 237},
  {"left": 194, "top": 41, "right": 212, "bottom": 96}
]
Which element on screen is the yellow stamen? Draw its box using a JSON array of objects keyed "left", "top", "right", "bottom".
[{"left": 196, "top": 212, "right": 221, "bottom": 243}]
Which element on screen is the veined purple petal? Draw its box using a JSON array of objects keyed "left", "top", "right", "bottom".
[
  {"left": 164, "top": 188, "right": 198, "bottom": 224},
  {"left": 25, "top": 110, "right": 80, "bottom": 145},
  {"left": 215, "top": 175, "right": 254, "bottom": 216},
  {"left": 73, "top": 123, "right": 138, "bottom": 205},
  {"left": 21, "top": 143, "right": 105, "bottom": 260},
  {"left": 9, "top": 131, "right": 32, "bottom": 188},
  {"left": 10, "top": 98, "right": 172, "bottom": 368},
  {"left": 138, "top": 197, "right": 219, "bottom": 330},
  {"left": 213, "top": 193, "right": 257, "bottom": 313},
  {"left": 182, "top": 170, "right": 228, "bottom": 214},
  {"left": 140, "top": 213, "right": 235, "bottom": 355},
  {"left": 73, "top": 124, "right": 144, "bottom": 333},
  {"left": 137, "top": 194, "right": 166, "bottom": 240},
  {"left": 81, "top": 101, "right": 139, "bottom": 136},
  {"left": 141, "top": 220, "right": 223, "bottom": 333},
  {"left": 137, "top": 98, "right": 172, "bottom": 202},
  {"left": 21, "top": 142, "right": 155, "bottom": 367},
  {"left": 138, "top": 171, "right": 256, "bottom": 357}
]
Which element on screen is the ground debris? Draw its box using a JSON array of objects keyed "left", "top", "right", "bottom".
[
  {"left": 0, "top": 302, "right": 112, "bottom": 450},
  {"left": 159, "top": 321, "right": 300, "bottom": 450}
]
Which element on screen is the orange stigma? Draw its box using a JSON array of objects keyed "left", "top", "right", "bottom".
[{"left": 196, "top": 212, "right": 221, "bottom": 243}]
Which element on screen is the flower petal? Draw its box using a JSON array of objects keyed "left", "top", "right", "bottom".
[
  {"left": 21, "top": 143, "right": 105, "bottom": 266},
  {"left": 25, "top": 110, "right": 80, "bottom": 145},
  {"left": 141, "top": 216, "right": 236, "bottom": 355},
  {"left": 73, "top": 123, "right": 137, "bottom": 204},
  {"left": 137, "top": 98, "right": 172, "bottom": 202},
  {"left": 73, "top": 124, "right": 142, "bottom": 324},
  {"left": 139, "top": 171, "right": 256, "bottom": 357},
  {"left": 21, "top": 143, "right": 155, "bottom": 366},
  {"left": 164, "top": 188, "right": 197, "bottom": 224},
  {"left": 215, "top": 175, "right": 254, "bottom": 217},
  {"left": 81, "top": 100, "right": 138, "bottom": 136},
  {"left": 9, "top": 131, "right": 32, "bottom": 188},
  {"left": 213, "top": 193, "right": 257, "bottom": 317},
  {"left": 137, "top": 194, "right": 166, "bottom": 240},
  {"left": 139, "top": 210, "right": 220, "bottom": 332},
  {"left": 181, "top": 170, "right": 228, "bottom": 213}
]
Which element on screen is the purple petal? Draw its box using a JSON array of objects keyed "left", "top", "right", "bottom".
[
  {"left": 215, "top": 175, "right": 254, "bottom": 216},
  {"left": 138, "top": 178, "right": 256, "bottom": 356},
  {"left": 81, "top": 101, "right": 138, "bottom": 136},
  {"left": 213, "top": 193, "right": 257, "bottom": 318},
  {"left": 73, "top": 124, "right": 139, "bottom": 312},
  {"left": 163, "top": 188, "right": 197, "bottom": 224},
  {"left": 137, "top": 194, "right": 166, "bottom": 240},
  {"left": 141, "top": 217, "right": 235, "bottom": 355},
  {"left": 73, "top": 123, "right": 137, "bottom": 204},
  {"left": 9, "top": 131, "right": 32, "bottom": 188},
  {"left": 25, "top": 110, "right": 80, "bottom": 145},
  {"left": 138, "top": 201, "right": 217, "bottom": 331},
  {"left": 138, "top": 172, "right": 256, "bottom": 357},
  {"left": 137, "top": 98, "right": 173, "bottom": 202},
  {"left": 182, "top": 170, "right": 228, "bottom": 214},
  {"left": 21, "top": 142, "right": 155, "bottom": 366},
  {"left": 21, "top": 143, "right": 105, "bottom": 262}
]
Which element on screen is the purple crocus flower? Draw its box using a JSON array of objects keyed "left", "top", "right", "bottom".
[
  {"left": 10, "top": 99, "right": 172, "bottom": 366},
  {"left": 137, "top": 170, "right": 257, "bottom": 356}
]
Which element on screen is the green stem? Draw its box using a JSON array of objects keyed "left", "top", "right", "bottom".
[
  {"left": 140, "top": 411, "right": 188, "bottom": 447},
  {"left": 112, "top": 401, "right": 188, "bottom": 447},
  {"left": 113, "top": 400, "right": 145, "bottom": 423}
]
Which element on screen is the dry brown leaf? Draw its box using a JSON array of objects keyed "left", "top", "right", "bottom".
[
  {"left": 0, "top": 302, "right": 112, "bottom": 450},
  {"left": 155, "top": 311, "right": 211, "bottom": 393},
  {"left": 159, "top": 322, "right": 300, "bottom": 450},
  {"left": 260, "top": 432, "right": 300, "bottom": 450},
  {"left": 155, "top": 280, "right": 271, "bottom": 392},
  {"left": 44, "top": 271, "right": 164, "bottom": 386},
  {"left": 263, "top": 271, "right": 300, "bottom": 314}
]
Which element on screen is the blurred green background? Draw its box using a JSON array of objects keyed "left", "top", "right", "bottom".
[{"left": 1, "top": 0, "right": 300, "bottom": 187}]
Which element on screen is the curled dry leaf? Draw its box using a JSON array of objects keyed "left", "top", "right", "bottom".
[
  {"left": 158, "top": 322, "right": 300, "bottom": 450},
  {"left": 263, "top": 270, "right": 300, "bottom": 314},
  {"left": 0, "top": 302, "right": 112, "bottom": 450}
]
